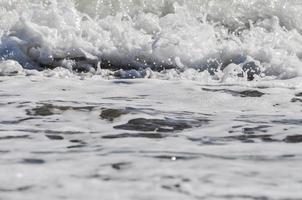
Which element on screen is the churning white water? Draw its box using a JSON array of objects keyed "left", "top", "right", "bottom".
[
  {"left": 1, "top": 1, "right": 302, "bottom": 200},
  {"left": 0, "top": 0, "right": 302, "bottom": 79}
]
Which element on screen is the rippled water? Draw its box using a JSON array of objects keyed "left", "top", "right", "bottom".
[
  {"left": 1, "top": 75, "right": 302, "bottom": 200},
  {"left": 1, "top": 0, "right": 302, "bottom": 199}
]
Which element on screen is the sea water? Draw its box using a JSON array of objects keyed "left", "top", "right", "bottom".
[{"left": 0, "top": 0, "right": 302, "bottom": 199}]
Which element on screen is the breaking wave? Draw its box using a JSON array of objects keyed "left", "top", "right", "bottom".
[{"left": 1, "top": 0, "right": 302, "bottom": 80}]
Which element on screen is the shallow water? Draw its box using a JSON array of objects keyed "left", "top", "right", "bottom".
[
  {"left": 1, "top": 0, "right": 302, "bottom": 199},
  {"left": 1, "top": 75, "right": 302, "bottom": 200}
]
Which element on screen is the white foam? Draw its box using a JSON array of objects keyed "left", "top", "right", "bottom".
[
  {"left": 0, "top": 60, "right": 23, "bottom": 76},
  {"left": 0, "top": 0, "right": 302, "bottom": 80}
]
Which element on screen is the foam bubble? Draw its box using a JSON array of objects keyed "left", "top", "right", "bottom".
[
  {"left": 0, "top": 0, "right": 302, "bottom": 80},
  {"left": 0, "top": 60, "right": 23, "bottom": 76}
]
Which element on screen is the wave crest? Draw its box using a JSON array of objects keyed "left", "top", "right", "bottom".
[{"left": 1, "top": 0, "right": 302, "bottom": 80}]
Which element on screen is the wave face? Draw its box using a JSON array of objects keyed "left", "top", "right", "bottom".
[{"left": 1, "top": 0, "right": 302, "bottom": 79}]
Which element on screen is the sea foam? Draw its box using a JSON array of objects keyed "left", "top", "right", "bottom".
[{"left": 0, "top": 0, "right": 302, "bottom": 80}]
